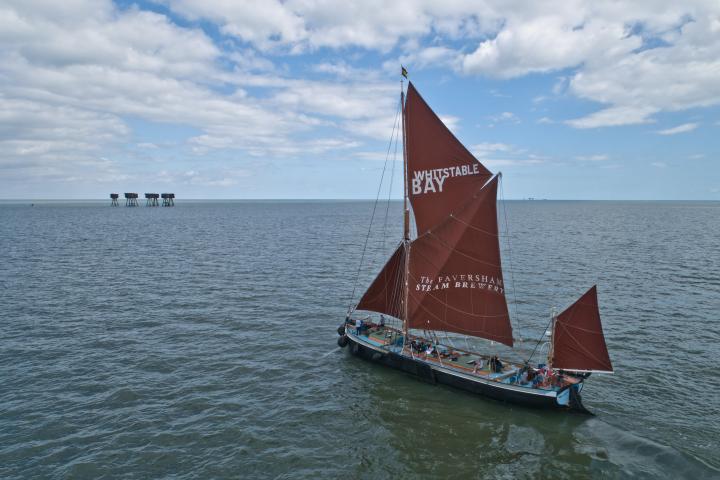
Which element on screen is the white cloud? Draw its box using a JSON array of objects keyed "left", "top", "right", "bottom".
[
  {"left": 194, "top": 0, "right": 714, "bottom": 130},
  {"left": 575, "top": 154, "right": 609, "bottom": 162},
  {"left": 482, "top": 158, "right": 544, "bottom": 168},
  {"left": 154, "top": 1, "right": 720, "bottom": 131},
  {"left": 462, "top": 16, "right": 639, "bottom": 79},
  {"left": 651, "top": 161, "right": 667, "bottom": 168},
  {"left": 472, "top": 142, "right": 512, "bottom": 156},
  {"left": 566, "top": 105, "right": 658, "bottom": 129},
  {"left": 656, "top": 123, "right": 699, "bottom": 135},
  {"left": 166, "top": 0, "right": 306, "bottom": 51},
  {"left": 0, "top": 96, "right": 129, "bottom": 182},
  {"left": 0, "top": 0, "right": 408, "bottom": 191},
  {"left": 471, "top": 142, "right": 542, "bottom": 168},
  {"left": 164, "top": 0, "right": 498, "bottom": 52},
  {"left": 392, "top": 46, "right": 460, "bottom": 71},
  {"left": 487, "top": 111, "right": 519, "bottom": 127},
  {"left": 438, "top": 115, "right": 460, "bottom": 132},
  {"left": 3, "top": 0, "right": 720, "bottom": 196}
]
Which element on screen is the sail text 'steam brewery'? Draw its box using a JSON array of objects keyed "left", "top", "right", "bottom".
[{"left": 338, "top": 77, "right": 613, "bottom": 412}]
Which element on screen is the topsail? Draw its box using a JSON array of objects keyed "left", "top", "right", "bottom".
[{"left": 405, "top": 82, "right": 492, "bottom": 235}]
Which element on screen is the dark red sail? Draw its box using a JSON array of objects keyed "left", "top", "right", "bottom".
[
  {"left": 407, "top": 176, "right": 513, "bottom": 346},
  {"left": 356, "top": 243, "right": 406, "bottom": 320},
  {"left": 551, "top": 286, "right": 613, "bottom": 372},
  {"left": 405, "top": 82, "right": 493, "bottom": 235}
]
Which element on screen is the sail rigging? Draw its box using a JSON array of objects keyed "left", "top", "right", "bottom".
[
  {"left": 551, "top": 286, "right": 613, "bottom": 373},
  {"left": 355, "top": 81, "right": 513, "bottom": 347}
]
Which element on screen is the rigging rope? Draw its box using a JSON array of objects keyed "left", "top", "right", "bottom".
[
  {"left": 347, "top": 98, "right": 402, "bottom": 312},
  {"left": 499, "top": 174, "right": 523, "bottom": 342},
  {"left": 525, "top": 314, "right": 554, "bottom": 364},
  {"left": 382, "top": 107, "right": 400, "bottom": 255}
]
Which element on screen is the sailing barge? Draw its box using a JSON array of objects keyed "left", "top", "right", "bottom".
[{"left": 338, "top": 78, "right": 613, "bottom": 412}]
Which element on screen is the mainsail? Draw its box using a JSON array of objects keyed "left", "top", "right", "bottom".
[
  {"left": 408, "top": 176, "right": 512, "bottom": 346},
  {"left": 405, "top": 82, "right": 493, "bottom": 236},
  {"left": 551, "top": 286, "right": 613, "bottom": 372},
  {"left": 355, "top": 82, "right": 513, "bottom": 347}
]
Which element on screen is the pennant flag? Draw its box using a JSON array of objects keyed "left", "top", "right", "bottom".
[{"left": 401, "top": 65, "right": 408, "bottom": 78}]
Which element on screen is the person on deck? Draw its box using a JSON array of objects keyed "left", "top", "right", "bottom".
[
  {"left": 379, "top": 315, "right": 385, "bottom": 328},
  {"left": 473, "top": 358, "right": 484, "bottom": 373},
  {"left": 490, "top": 356, "right": 503, "bottom": 373},
  {"left": 355, "top": 318, "right": 363, "bottom": 335}
]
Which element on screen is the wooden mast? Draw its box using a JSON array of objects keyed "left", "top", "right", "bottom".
[{"left": 401, "top": 77, "right": 410, "bottom": 341}]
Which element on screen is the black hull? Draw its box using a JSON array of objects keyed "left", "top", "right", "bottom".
[{"left": 346, "top": 335, "right": 588, "bottom": 412}]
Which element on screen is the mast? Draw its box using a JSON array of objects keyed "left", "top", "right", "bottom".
[
  {"left": 547, "top": 308, "right": 556, "bottom": 369},
  {"left": 401, "top": 78, "right": 410, "bottom": 340}
]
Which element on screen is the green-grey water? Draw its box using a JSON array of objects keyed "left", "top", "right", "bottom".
[{"left": 1, "top": 200, "right": 718, "bottom": 479}]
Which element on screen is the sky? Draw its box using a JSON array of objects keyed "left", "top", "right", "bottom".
[{"left": 1, "top": 0, "right": 719, "bottom": 200}]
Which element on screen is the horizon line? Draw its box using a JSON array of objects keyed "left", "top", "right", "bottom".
[{"left": 1, "top": 198, "right": 719, "bottom": 202}]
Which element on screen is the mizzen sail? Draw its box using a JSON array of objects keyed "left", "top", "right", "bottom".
[
  {"left": 407, "top": 176, "right": 513, "bottom": 346},
  {"left": 551, "top": 286, "right": 613, "bottom": 372},
  {"left": 405, "top": 82, "right": 492, "bottom": 235}
]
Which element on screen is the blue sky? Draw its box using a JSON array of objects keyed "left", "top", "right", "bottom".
[{"left": 1, "top": 0, "right": 718, "bottom": 199}]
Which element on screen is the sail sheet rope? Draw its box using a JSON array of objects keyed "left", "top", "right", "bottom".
[{"left": 347, "top": 98, "right": 402, "bottom": 312}]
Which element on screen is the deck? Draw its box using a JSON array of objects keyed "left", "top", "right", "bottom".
[{"left": 351, "top": 324, "right": 573, "bottom": 393}]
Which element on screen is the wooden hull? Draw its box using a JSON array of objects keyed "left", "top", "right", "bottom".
[{"left": 344, "top": 331, "right": 589, "bottom": 412}]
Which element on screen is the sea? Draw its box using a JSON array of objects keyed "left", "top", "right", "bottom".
[{"left": 1, "top": 200, "right": 718, "bottom": 479}]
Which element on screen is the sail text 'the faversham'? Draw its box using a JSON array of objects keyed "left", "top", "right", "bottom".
[{"left": 416, "top": 274, "right": 504, "bottom": 293}]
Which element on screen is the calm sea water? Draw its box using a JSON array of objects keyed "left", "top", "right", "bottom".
[{"left": 1, "top": 200, "right": 718, "bottom": 479}]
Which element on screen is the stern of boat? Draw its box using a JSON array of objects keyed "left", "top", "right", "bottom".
[{"left": 556, "top": 382, "right": 592, "bottom": 414}]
